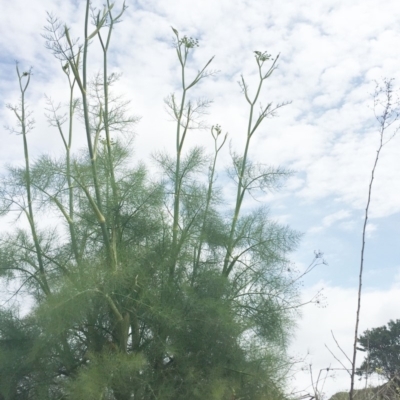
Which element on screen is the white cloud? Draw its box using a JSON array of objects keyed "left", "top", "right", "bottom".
[
  {"left": 365, "top": 223, "right": 377, "bottom": 238},
  {"left": 2, "top": 0, "right": 400, "bottom": 220},
  {"left": 323, "top": 210, "right": 352, "bottom": 228},
  {"left": 308, "top": 210, "right": 352, "bottom": 234}
]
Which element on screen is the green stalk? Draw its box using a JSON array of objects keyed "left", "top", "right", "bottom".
[
  {"left": 97, "top": 1, "right": 126, "bottom": 267},
  {"left": 59, "top": 70, "right": 81, "bottom": 267},
  {"left": 170, "top": 91, "right": 187, "bottom": 279},
  {"left": 75, "top": 0, "right": 113, "bottom": 267},
  {"left": 170, "top": 37, "right": 188, "bottom": 280},
  {"left": 169, "top": 30, "right": 214, "bottom": 279},
  {"left": 222, "top": 82, "right": 261, "bottom": 277},
  {"left": 223, "top": 54, "right": 278, "bottom": 277},
  {"left": 16, "top": 67, "right": 51, "bottom": 296},
  {"left": 192, "top": 126, "right": 227, "bottom": 285},
  {"left": 67, "top": 85, "right": 81, "bottom": 266}
]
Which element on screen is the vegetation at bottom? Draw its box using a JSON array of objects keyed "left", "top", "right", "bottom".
[
  {"left": 357, "top": 320, "right": 400, "bottom": 383},
  {"left": 330, "top": 382, "right": 400, "bottom": 400},
  {"left": 308, "top": 319, "right": 400, "bottom": 400},
  {"left": 0, "top": 1, "right": 322, "bottom": 399}
]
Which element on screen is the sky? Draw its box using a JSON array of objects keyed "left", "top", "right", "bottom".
[{"left": 1, "top": 0, "right": 400, "bottom": 398}]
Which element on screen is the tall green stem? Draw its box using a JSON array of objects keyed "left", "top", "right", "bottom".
[
  {"left": 78, "top": 0, "right": 113, "bottom": 267},
  {"left": 168, "top": 31, "right": 214, "bottom": 279},
  {"left": 223, "top": 79, "right": 262, "bottom": 277},
  {"left": 223, "top": 53, "right": 279, "bottom": 277},
  {"left": 16, "top": 67, "right": 51, "bottom": 296},
  {"left": 65, "top": 74, "right": 81, "bottom": 266},
  {"left": 98, "top": 1, "right": 125, "bottom": 266},
  {"left": 170, "top": 35, "right": 189, "bottom": 280},
  {"left": 192, "top": 126, "right": 226, "bottom": 285}
]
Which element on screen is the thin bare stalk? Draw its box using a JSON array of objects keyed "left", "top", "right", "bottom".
[
  {"left": 350, "top": 79, "right": 400, "bottom": 400},
  {"left": 331, "top": 330, "right": 352, "bottom": 366}
]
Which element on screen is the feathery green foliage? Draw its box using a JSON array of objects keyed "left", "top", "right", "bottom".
[{"left": 0, "top": 1, "right": 312, "bottom": 399}]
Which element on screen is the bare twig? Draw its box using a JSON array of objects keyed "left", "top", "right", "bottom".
[
  {"left": 331, "top": 330, "right": 353, "bottom": 365},
  {"left": 325, "top": 343, "right": 351, "bottom": 376}
]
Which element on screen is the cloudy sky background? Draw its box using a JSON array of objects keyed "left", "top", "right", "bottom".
[{"left": 1, "top": 0, "right": 400, "bottom": 398}]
